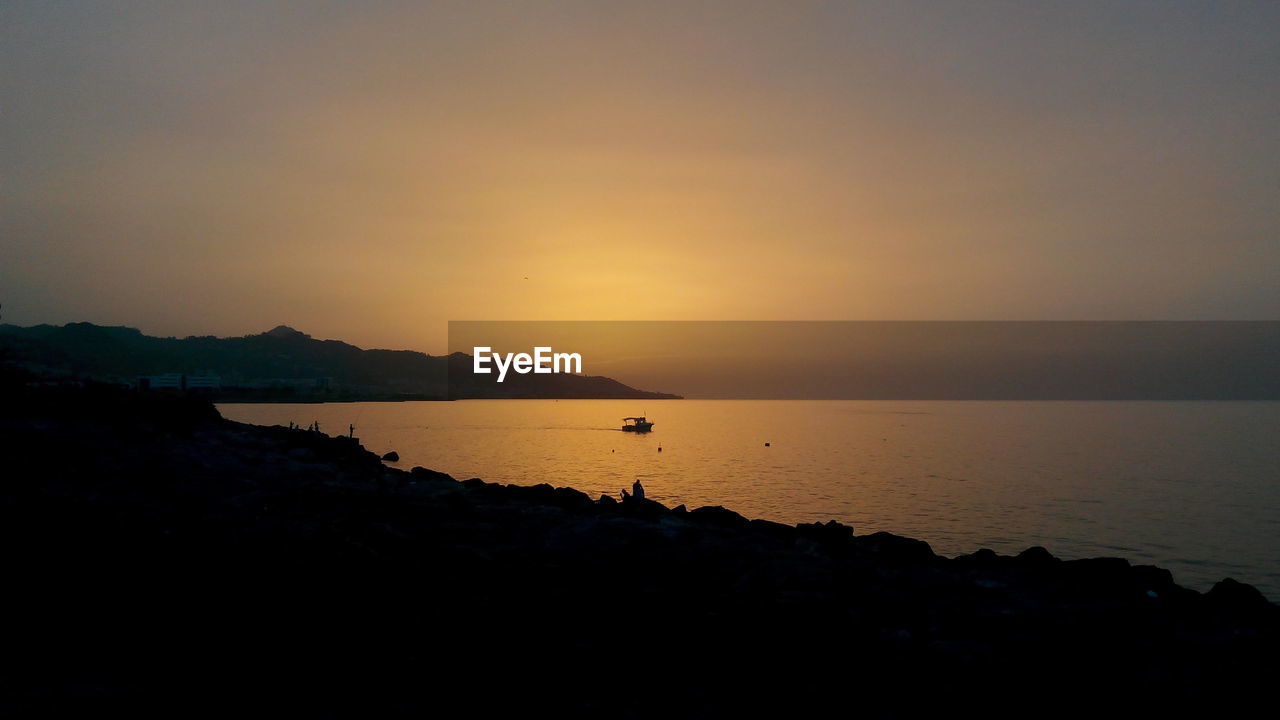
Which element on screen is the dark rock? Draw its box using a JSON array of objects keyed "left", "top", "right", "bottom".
[
  {"left": 1208, "top": 578, "right": 1271, "bottom": 610},
  {"left": 955, "top": 548, "right": 1001, "bottom": 567},
  {"left": 596, "top": 494, "right": 618, "bottom": 505},
  {"left": 381, "top": 451, "right": 399, "bottom": 462},
  {"left": 796, "top": 519, "right": 854, "bottom": 544},
  {"left": 410, "top": 466, "right": 456, "bottom": 483},
  {"left": 689, "top": 505, "right": 749, "bottom": 528},
  {"left": 750, "top": 518, "right": 795, "bottom": 538},
  {"left": 858, "top": 531, "right": 936, "bottom": 562},
  {"left": 1016, "top": 546, "right": 1058, "bottom": 566},
  {"left": 618, "top": 496, "right": 668, "bottom": 520},
  {"left": 498, "top": 482, "right": 593, "bottom": 511},
  {"left": 550, "top": 486, "right": 592, "bottom": 510},
  {"left": 506, "top": 482, "right": 558, "bottom": 503},
  {"left": 1062, "top": 557, "right": 1131, "bottom": 585},
  {"left": 1131, "top": 564, "right": 1176, "bottom": 592}
]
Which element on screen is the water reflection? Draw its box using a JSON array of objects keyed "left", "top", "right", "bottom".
[{"left": 219, "top": 399, "right": 1280, "bottom": 598}]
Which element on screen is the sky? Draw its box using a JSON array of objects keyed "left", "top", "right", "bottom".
[{"left": 3, "top": 1, "right": 1278, "bottom": 354}]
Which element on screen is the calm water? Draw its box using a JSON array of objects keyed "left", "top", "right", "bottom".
[{"left": 219, "top": 400, "right": 1280, "bottom": 599}]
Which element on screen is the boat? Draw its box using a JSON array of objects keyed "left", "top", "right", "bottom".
[{"left": 621, "top": 416, "right": 654, "bottom": 433}]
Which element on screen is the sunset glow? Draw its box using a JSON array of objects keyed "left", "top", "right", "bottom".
[{"left": 4, "top": 2, "right": 1278, "bottom": 353}]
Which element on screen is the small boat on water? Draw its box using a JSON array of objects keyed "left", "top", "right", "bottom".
[{"left": 621, "top": 416, "right": 654, "bottom": 433}]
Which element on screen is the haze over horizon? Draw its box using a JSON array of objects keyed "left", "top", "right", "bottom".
[{"left": 4, "top": 1, "right": 1279, "bottom": 354}]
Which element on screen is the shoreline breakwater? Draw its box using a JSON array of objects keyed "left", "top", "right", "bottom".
[{"left": 2, "top": 385, "right": 1276, "bottom": 716}]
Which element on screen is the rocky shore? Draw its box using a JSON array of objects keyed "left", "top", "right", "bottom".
[{"left": 2, "top": 384, "right": 1276, "bottom": 717}]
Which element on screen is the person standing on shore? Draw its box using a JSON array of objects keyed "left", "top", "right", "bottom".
[{"left": 632, "top": 480, "right": 645, "bottom": 501}]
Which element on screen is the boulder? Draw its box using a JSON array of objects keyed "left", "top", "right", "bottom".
[
  {"left": 1061, "top": 557, "right": 1131, "bottom": 587},
  {"left": 1207, "top": 578, "right": 1271, "bottom": 610},
  {"left": 381, "top": 451, "right": 399, "bottom": 462},
  {"left": 1131, "top": 564, "right": 1176, "bottom": 594},
  {"left": 410, "top": 466, "right": 456, "bottom": 483},
  {"left": 689, "top": 505, "right": 749, "bottom": 529},
  {"left": 505, "top": 482, "right": 558, "bottom": 503},
  {"left": 796, "top": 519, "right": 853, "bottom": 544},
  {"left": 858, "top": 531, "right": 936, "bottom": 562},
  {"left": 955, "top": 548, "right": 1001, "bottom": 568},
  {"left": 618, "top": 496, "right": 669, "bottom": 520},
  {"left": 550, "top": 486, "right": 593, "bottom": 510},
  {"left": 1016, "top": 546, "right": 1058, "bottom": 567},
  {"left": 749, "top": 518, "right": 795, "bottom": 539}
]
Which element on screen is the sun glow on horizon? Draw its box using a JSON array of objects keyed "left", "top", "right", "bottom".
[{"left": 2, "top": 2, "right": 1278, "bottom": 353}]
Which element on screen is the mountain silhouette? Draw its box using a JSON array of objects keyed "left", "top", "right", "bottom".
[
  {"left": 0, "top": 323, "right": 680, "bottom": 400},
  {"left": 264, "top": 325, "right": 310, "bottom": 339}
]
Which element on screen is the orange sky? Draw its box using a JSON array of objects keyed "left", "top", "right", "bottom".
[{"left": 3, "top": 2, "right": 1278, "bottom": 354}]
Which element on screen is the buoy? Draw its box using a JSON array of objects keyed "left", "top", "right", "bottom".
[
  {"left": 658, "top": 445, "right": 663, "bottom": 452},
  {"left": 764, "top": 442, "right": 770, "bottom": 447}
]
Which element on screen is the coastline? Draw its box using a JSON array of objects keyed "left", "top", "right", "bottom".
[{"left": 3, "top": 385, "right": 1276, "bottom": 716}]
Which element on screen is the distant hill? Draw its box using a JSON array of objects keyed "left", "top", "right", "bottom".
[{"left": 0, "top": 323, "right": 681, "bottom": 401}]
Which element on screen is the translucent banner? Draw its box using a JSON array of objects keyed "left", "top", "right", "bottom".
[{"left": 447, "top": 321, "right": 1280, "bottom": 400}]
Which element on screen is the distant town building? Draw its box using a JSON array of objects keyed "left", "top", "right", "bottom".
[
  {"left": 241, "top": 377, "right": 332, "bottom": 391},
  {"left": 137, "top": 373, "right": 221, "bottom": 392},
  {"left": 184, "top": 374, "right": 221, "bottom": 392},
  {"left": 137, "top": 373, "right": 183, "bottom": 390}
]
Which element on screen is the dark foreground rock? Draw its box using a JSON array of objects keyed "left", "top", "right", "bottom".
[{"left": 1, "top": 385, "right": 1276, "bottom": 718}]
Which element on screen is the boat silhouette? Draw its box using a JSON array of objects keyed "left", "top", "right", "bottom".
[{"left": 621, "top": 416, "right": 654, "bottom": 433}]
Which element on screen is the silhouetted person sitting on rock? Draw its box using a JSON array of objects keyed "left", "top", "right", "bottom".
[
  {"left": 632, "top": 480, "right": 645, "bottom": 500},
  {"left": 620, "top": 488, "right": 631, "bottom": 502}
]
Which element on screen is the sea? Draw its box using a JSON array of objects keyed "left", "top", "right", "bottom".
[{"left": 219, "top": 399, "right": 1280, "bottom": 600}]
